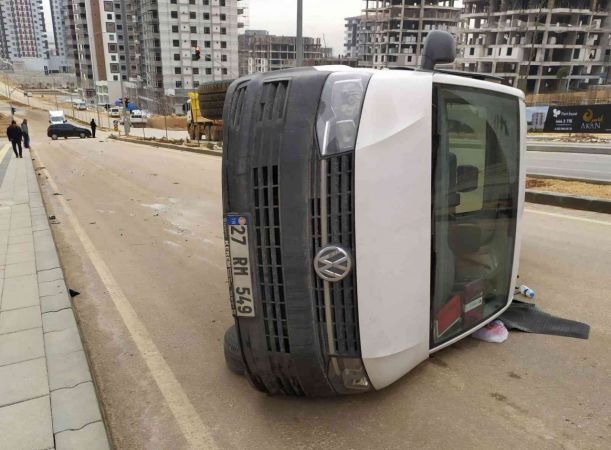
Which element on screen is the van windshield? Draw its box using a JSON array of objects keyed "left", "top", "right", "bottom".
[{"left": 431, "top": 84, "right": 520, "bottom": 347}]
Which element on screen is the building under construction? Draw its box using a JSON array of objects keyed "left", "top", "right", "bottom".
[
  {"left": 357, "top": 0, "right": 461, "bottom": 68},
  {"left": 456, "top": 0, "right": 611, "bottom": 93},
  {"left": 238, "top": 30, "right": 324, "bottom": 76}
]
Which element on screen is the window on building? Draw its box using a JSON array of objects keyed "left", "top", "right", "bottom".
[
  {"left": 189, "top": 0, "right": 195, "bottom": 4},
  {"left": 190, "top": 11, "right": 196, "bottom": 19},
  {"left": 107, "top": 14, "right": 112, "bottom": 20},
  {"left": 220, "top": 13, "right": 226, "bottom": 21},
  {"left": 116, "top": 14, "right": 121, "bottom": 19},
  {"left": 221, "top": 27, "right": 226, "bottom": 35},
  {"left": 190, "top": 26, "right": 197, "bottom": 33},
  {"left": 173, "top": 39, "right": 179, "bottom": 47},
  {"left": 220, "top": 0, "right": 225, "bottom": 5},
  {"left": 222, "top": 68, "right": 228, "bottom": 75},
  {"left": 573, "top": 49, "right": 580, "bottom": 59},
  {"left": 175, "top": 67, "right": 181, "bottom": 74},
  {"left": 221, "top": 54, "right": 227, "bottom": 62},
  {"left": 487, "top": 48, "right": 493, "bottom": 56},
  {"left": 174, "top": 53, "right": 180, "bottom": 61},
  {"left": 106, "top": 22, "right": 116, "bottom": 32},
  {"left": 172, "top": 25, "right": 179, "bottom": 33},
  {"left": 108, "top": 43, "right": 117, "bottom": 53},
  {"left": 171, "top": 0, "right": 177, "bottom": 3},
  {"left": 221, "top": 41, "right": 227, "bottom": 49},
  {"left": 194, "top": 81, "right": 200, "bottom": 87},
  {"left": 204, "top": 27, "right": 210, "bottom": 34},
  {"left": 193, "top": 68, "right": 199, "bottom": 75},
  {"left": 110, "top": 63, "right": 119, "bottom": 73},
  {"left": 469, "top": 48, "right": 475, "bottom": 56},
  {"left": 203, "top": 12, "right": 210, "bottom": 20},
  {"left": 206, "top": 68, "right": 212, "bottom": 75},
  {"left": 203, "top": 0, "right": 209, "bottom": 5},
  {"left": 204, "top": 41, "right": 211, "bottom": 48},
  {"left": 507, "top": 47, "right": 513, "bottom": 56},
  {"left": 176, "top": 81, "right": 183, "bottom": 88},
  {"left": 113, "top": 75, "right": 119, "bottom": 81},
  {"left": 191, "top": 40, "right": 198, "bottom": 47},
  {"left": 104, "top": 1, "right": 113, "bottom": 12},
  {"left": 171, "top": 11, "right": 178, "bottom": 18}
]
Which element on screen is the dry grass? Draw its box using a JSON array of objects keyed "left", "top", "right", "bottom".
[
  {"left": 525, "top": 89, "right": 610, "bottom": 107},
  {"left": 147, "top": 115, "right": 187, "bottom": 130},
  {"left": 526, "top": 177, "right": 611, "bottom": 200}
]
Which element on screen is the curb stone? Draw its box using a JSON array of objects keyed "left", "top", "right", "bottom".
[
  {"left": 109, "top": 134, "right": 222, "bottom": 157},
  {"left": 526, "top": 190, "right": 611, "bottom": 215}
]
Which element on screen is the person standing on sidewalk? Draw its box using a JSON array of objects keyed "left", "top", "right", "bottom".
[
  {"left": 90, "top": 118, "right": 97, "bottom": 138},
  {"left": 6, "top": 120, "right": 23, "bottom": 158},
  {"left": 21, "top": 119, "right": 30, "bottom": 149}
]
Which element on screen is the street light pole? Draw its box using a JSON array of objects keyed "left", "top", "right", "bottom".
[{"left": 296, "top": 0, "right": 304, "bottom": 67}]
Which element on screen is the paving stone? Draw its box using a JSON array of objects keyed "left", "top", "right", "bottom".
[
  {"left": 6, "top": 242, "right": 35, "bottom": 256},
  {"left": 4, "top": 260, "right": 37, "bottom": 278},
  {"left": 37, "top": 267, "right": 64, "bottom": 283},
  {"left": 48, "top": 350, "right": 91, "bottom": 391},
  {"left": 7, "top": 234, "right": 33, "bottom": 245},
  {"left": 0, "top": 328, "right": 44, "bottom": 366},
  {"left": 50, "top": 382, "right": 102, "bottom": 433},
  {"left": 8, "top": 227, "right": 33, "bottom": 237},
  {"left": 34, "top": 236, "right": 56, "bottom": 254},
  {"left": 0, "top": 306, "right": 42, "bottom": 334},
  {"left": 0, "top": 395, "right": 54, "bottom": 450},
  {"left": 44, "top": 327, "right": 83, "bottom": 356},
  {"left": 0, "top": 357, "right": 49, "bottom": 407},
  {"left": 55, "top": 421, "right": 110, "bottom": 450},
  {"left": 39, "top": 279, "right": 68, "bottom": 297},
  {"left": 43, "top": 309, "right": 77, "bottom": 333},
  {"left": 5, "top": 249, "right": 36, "bottom": 265},
  {"left": 40, "top": 292, "right": 71, "bottom": 313},
  {"left": 1, "top": 274, "right": 39, "bottom": 310},
  {"left": 35, "top": 250, "right": 60, "bottom": 271}
]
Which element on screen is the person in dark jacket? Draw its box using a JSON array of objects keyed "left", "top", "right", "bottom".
[
  {"left": 21, "top": 119, "right": 30, "bottom": 149},
  {"left": 6, "top": 121, "right": 23, "bottom": 158},
  {"left": 90, "top": 119, "right": 97, "bottom": 138}
]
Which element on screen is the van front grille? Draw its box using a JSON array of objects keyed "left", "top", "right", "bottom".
[
  {"left": 253, "top": 165, "right": 290, "bottom": 353},
  {"left": 258, "top": 80, "right": 289, "bottom": 122},
  {"left": 312, "top": 153, "right": 360, "bottom": 357}
]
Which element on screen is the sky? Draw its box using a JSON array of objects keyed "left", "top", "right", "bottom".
[{"left": 249, "top": 0, "right": 362, "bottom": 55}]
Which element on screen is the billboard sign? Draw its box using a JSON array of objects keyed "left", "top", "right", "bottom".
[{"left": 527, "top": 104, "right": 610, "bottom": 133}]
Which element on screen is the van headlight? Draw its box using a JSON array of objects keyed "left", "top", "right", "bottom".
[{"left": 316, "top": 72, "right": 372, "bottom": 156}]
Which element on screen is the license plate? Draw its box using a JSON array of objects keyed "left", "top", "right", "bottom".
[{"left": 225, "top": 215, "right": 255, "bottom": 317}]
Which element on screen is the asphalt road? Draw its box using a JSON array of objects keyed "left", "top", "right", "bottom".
[
  {"left": 527, "top": 151, "right": 611, "bottom": 183},
  {"left": 15, "top": 106, "right": 611, "bottom": 449}
]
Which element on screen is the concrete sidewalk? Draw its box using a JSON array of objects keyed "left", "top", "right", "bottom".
[{"left": 0, "top": 144, "right": 110, "bottom": 449}]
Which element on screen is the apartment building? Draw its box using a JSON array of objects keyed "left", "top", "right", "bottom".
[
  {"left": 65, "top": 0, "right": 242, "bottom": 108},
  {"left": 358, "top": 0, "right": 460, "bottom": 68},
  {"left": 456, "top": 0, "right": 611, "bottom": 93},
  {"left": 345, "top": 16, "right": 363, "bottom": 58},
  {"left": 0, "top": 0, "right": 49, "bottom": 70},
  {"left": 238, "top": 29, "right": 324, "bottom": 76}
]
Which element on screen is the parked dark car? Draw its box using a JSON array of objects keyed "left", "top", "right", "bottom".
[{"left": 47, "top": 124, "right": 91, "bottom": 140}]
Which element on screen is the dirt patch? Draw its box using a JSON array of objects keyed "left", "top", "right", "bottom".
[
  {"left": 526, "top": 177, "right": 611, "bottom": 201},
  {"left": 147, "top": 115, "right": 187, "bottom": 130},
  {"left": 0, "top": 95, "right": 29, "bottom": 107}
]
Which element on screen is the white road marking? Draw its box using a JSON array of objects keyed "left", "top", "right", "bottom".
[
  {"left": 525, "top": 208, "right": 611, "bottom": 227},
  {"left": 34, "top": 151, "right": 217, "bottom": 449}
]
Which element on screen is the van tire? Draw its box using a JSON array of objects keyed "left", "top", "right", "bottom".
[{"left": 224, "top": 325, "right": 245, "bottom": 375}]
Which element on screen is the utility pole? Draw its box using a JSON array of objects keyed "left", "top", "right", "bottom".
[{"left": 296, "top": 0, "right": 304, "bottom": 67}]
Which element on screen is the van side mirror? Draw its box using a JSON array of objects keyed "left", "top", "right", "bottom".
[
  {"left": 421, "top": 31, "right": 456, "bottom": 70},
  {"left": 456, "top": 165, "right": 479, "bottom": 192}
]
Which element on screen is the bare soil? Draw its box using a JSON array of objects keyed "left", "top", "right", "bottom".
[
  {"left": 526, "top": 177, "right": 611, "bottom": 200},
  {"left": 147, "top": 115, "right": 187, "bottom": 130}
]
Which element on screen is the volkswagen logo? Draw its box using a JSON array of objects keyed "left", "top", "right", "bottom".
[{"left": 314, "top": 245, "right": 352, "bottom": 282}]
